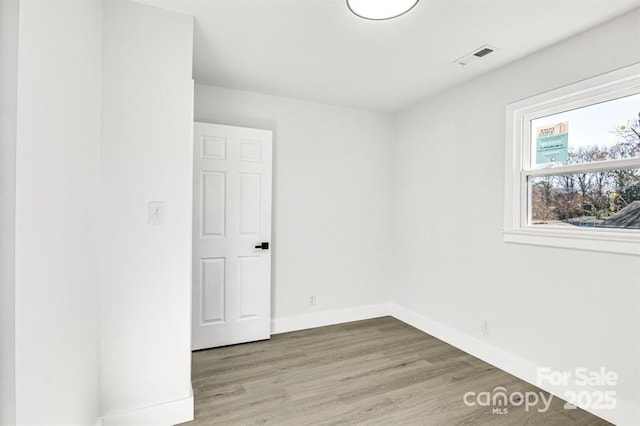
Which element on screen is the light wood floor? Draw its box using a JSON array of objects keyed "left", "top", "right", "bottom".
[{"left": 187, "top": 317, "right": 610, "bottom": 425}]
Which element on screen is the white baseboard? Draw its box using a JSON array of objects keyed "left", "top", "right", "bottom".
[
  {"left": 271, "top": 303, "right": 391, "bottom": 334},
  {"left": 98, "top": 387, "right": 194, "bottom": 426},
  {"left": 390, "top": 303, "right": 640, "bottom": 426}
]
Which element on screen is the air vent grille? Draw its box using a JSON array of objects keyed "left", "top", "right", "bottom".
[
  {"left": 474, "top": 47, "right": 494, "bottom": 58},
  {"left": 454, "top": 44, "right": 498, "bottom": 66}
]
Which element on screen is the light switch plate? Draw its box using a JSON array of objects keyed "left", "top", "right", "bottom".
[{"left": 148, "top": 201, "right": 164, "bottom": 225}]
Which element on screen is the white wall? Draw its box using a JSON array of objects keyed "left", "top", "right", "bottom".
[
  {"left": 100, "top": 0, "right": 194, "bottom": 420},
  {"left": 392, "top": 7, "right": 640, "bottom": 423},
  {"left": 0, "top": 0, "right": 19, "bottom": 423},
  {"left": 13, "top": 0, "right": 102, "bottom": 423},
  {"left": 195, "top": 86, "right": 393, "bottom": 322}
]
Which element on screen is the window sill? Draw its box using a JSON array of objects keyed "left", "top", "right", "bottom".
[{"left": 503, "top": 227, "right": 640, "bottom": 256}]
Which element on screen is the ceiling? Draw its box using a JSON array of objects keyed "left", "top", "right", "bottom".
[{"left": 137, "top": 0, "right": 640, "bottom": 112}]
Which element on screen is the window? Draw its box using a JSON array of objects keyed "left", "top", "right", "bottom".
[{"left": 504, "top": 63, "right": 640, "bottom": 255}]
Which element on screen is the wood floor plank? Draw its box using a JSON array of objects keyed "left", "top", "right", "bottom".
[
  {"left": 186, "top": 316, "right": 611, "bottom": 425},
  {"left": 243, "top": 352, "right": 389, "bottom": 395}
]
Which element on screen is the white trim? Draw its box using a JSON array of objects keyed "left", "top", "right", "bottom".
[
  {"left": 504, "top": 62, "right": 640, "bottom": 255},
  {"left": 270, "top": 303, "right": 391, "bottom": 334},
  {"left": 390, "top": 303, "right": 640, "bottom": 426},
  {"left": 98, "top": 388, "right": 194, "bottom": 426},
  {"left": 504, "top": 228, "right": 640, "bottom": 255},
  {"left": 524, "top": 158, "right": 640, "bottom": 178}
]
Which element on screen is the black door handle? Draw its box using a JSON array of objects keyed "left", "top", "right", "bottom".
[{"left": 255, "top": 242, "right": 270, "bottom": 250}]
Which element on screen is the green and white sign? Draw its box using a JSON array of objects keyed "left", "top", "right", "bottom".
[{"left": 536, "top": 122, "right": 568, "bottom": 164}]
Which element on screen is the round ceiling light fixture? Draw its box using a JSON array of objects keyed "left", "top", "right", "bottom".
[{"left": 346, "top": 0, "right": 420, "bottom": 20}]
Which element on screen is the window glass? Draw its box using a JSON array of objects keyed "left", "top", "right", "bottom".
[
  {"left": 530, "top": 93, "right": 640, "bottom": 169},
  {"left": 529, "top": 169, "right": 640, "bottom": 228}
]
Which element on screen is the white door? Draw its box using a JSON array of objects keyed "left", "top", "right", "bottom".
[{"left": 192, "top": 122, "right": 272, "bottom": 350}]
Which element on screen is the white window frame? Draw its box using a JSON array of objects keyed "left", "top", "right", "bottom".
[{"left": 504, "top": 63, "right": 640, "bottom": 256}]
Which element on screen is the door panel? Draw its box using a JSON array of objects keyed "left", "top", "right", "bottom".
[
  {"left": 201, "top": 257, "right": 225, "bottom": 323},
  {"left": 192, "top": 122, "right": 272, "bottom": 350},
  {"left": 202, "top": 171, "right": 226, "bottom": 237},
  {"left": 239, "top": 174, "right": 260, "bottom": 235},
  {"left": 238, "top": 255, "right": 260, "bottom": 318}
]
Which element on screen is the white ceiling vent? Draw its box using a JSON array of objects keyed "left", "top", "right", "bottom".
[{"left": 454, "top": 44, "right": 498, "bottom": 66}]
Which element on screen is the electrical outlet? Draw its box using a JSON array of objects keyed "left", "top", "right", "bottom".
[
  {"left": 481, "top": 318, "right": 490, "bottom": 335},
  {"left": 309, "top": 295, "right": 317, "bottom": 306}
]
